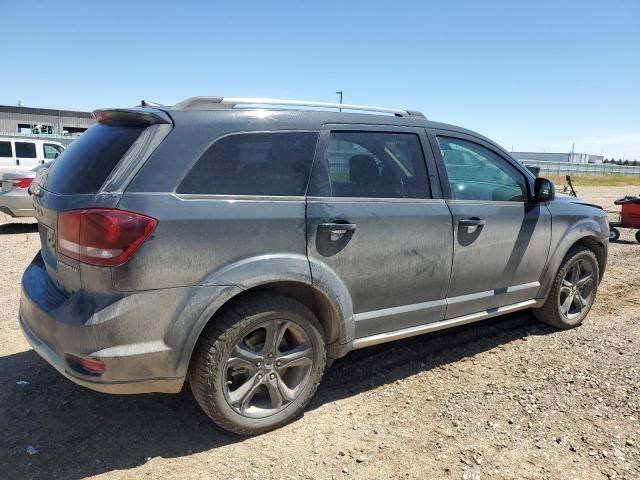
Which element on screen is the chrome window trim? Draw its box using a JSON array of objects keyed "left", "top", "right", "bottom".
[{"left": 307, "top": 196, "right": 446, "bottom": 204}]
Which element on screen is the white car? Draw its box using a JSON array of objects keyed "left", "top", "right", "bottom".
[
  {"left": 0, "top": 163, "right": 51, "bottom": 217},
  {"left": 0, "top": 137, "right": 64, "bottom": 180}
]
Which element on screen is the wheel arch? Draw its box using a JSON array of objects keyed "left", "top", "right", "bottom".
[
  {"left": 177, "top": 254, "right": 355, "bottom": 381},
  {"left": 538, "top": 232, "right": 607, "bottom": 302}
]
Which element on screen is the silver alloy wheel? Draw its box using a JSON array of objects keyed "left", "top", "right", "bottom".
[
  {"left": 558, "top": 259, "right": 595, "bottom": 320},
  {"left": 223, "top": 319, "right": 314, "bottom": 418}
]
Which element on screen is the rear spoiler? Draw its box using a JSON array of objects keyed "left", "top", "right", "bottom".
[{"left": 92, "top": 108, "right": 171, "bottom": 125}]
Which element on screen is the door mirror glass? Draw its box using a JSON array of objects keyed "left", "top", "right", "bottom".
[{"left": 534, "top": 177, "right": 555, "bottom": 201}]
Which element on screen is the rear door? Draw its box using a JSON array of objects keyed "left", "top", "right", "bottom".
[
  {"left": 14, "top": 141, "right": 39, "bottom": 170},
  {"left": 429, "top": 129, "right": 551, "bottom": 318},
  {"left": 306, "top": 125, "right": 453, "bottom": 339}
]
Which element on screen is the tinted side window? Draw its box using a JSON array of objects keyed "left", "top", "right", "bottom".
[
  {"left": 15, "top": 142, "right": 37, "bottom": 158},
  {"left": 0, "top": 141, "right": 12, "bottom": 157},
  {"left": 46, "top": 124, "right": 145, "bottom": 194},
  {"left": 316, "top": 131, "right": 429, "bottom": 198},
  {"left": 437, "top": 137, "right": 527, "bottom": 202},
  {"left": 177, "top": 132, "right": 318, "bottom": 196}
]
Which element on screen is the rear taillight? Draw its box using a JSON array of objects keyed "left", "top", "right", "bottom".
[
  {"left": 11, "top": 178, "right": 33, "bottom": 189},
  {"left": 57, "top": 209, "right": 157, "bottom": 266}
]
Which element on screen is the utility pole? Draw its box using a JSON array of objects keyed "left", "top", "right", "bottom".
[{"left": 335, "top": 91, "right": 343, "bottom": 112}]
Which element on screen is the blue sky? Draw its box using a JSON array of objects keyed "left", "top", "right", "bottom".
[{"left": 2, "top": 0, "right": 639, "bottom": 159}]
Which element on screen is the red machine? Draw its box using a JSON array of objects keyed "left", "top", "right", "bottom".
[{"left": 609, "top": 195, "right": 640, "bottom": 242}]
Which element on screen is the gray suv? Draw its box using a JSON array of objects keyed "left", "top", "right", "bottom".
[{"left": 19, "top": 97, "right": 609, "bottom": 434}]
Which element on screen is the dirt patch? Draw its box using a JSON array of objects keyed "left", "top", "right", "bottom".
[{"left": 0, "top": 187, "right": 638, "bottom": 479}]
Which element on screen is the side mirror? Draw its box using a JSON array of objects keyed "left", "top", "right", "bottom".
[{"left": 534, "top": 177, "right": 555, "bottom": 202}]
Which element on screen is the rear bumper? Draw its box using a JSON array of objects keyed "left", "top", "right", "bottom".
[
  {"left": 19, "top": 253, "right": 238, "bottom": 394},
  {"left": 19, "top": 315, "right": 183, "bottom": 394}
]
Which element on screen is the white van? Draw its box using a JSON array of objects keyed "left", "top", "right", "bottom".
[{"left": 0, "top": 138, "right": 65, "bottom": 178}]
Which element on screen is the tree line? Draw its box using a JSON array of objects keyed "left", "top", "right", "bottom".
[{"left": 603, "top": 159, "right": 639, "bottom": 166}]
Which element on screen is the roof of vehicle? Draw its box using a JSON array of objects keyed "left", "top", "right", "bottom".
[
  {"left": 156, "top": 107, "right": 505, "bottom": 154},
  {"left": 96, "top": 96, "right": 510, "bottom": 156},
  {"left": 0, "top": 137, "right": 65, "bottom": 145}
]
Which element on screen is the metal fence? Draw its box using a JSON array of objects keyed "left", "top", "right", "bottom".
[
  {"left": 521, "top": 160, "right": 640, "bottom": 176},
  {"left": 0, "top": 131, "right": 78, "bottom": 147}
]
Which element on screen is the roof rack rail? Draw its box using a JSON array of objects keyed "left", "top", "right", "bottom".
[{"left": 172, "top": 96, "right": 425, "bottom": 118}]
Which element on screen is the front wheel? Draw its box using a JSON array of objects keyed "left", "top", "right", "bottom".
[
  {"left": 533, "top": 246, "right": 599, "bottom": 329},
  {"left": 635, "top": 230, "right": 640, "bottom": 243},
  {"left": 189, "top": 294, "right": 326, "bottom": 435}
]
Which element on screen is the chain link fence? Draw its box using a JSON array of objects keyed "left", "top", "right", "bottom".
[{"left": 520, "top": 160, "right": 640, "bottom": 176}]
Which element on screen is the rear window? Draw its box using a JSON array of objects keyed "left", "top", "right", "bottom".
[
  {"left": 177, "top": 131, "right": 318, "bottom": 196},
  {"left": 45, "top": 124, "right": 145, "bottom": 194},
  {"left": 0, "top": 141, "right": 11, "bottom": 157}
]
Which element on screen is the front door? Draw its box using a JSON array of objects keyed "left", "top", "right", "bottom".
[
  {"left": 430, "top": 131, "right": 552, "bottom": 319},
  {"left": 306, "top": 125, "right": 453, "bottom": 339}
]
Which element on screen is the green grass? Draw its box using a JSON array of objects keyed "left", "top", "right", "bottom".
[{"left": 545, "top": 174, "right": 640, "bottom": 187}]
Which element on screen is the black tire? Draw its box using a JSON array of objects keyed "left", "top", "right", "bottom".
[
  {"left": 189, "top": 293, "right": 326, "bottom": 435},
  {"left": 533, "top": 246, "right": 599, "bottom": 329},
  {"left": 609, "top": 227, "right": 620, "bottom": 242},
  {"left": 635, "top": 230, "right": 640, "bottom": 243}
]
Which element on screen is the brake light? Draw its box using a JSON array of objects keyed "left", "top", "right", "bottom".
[
  {"left": 11, "top": 178, "right": 33, "bottom": 189},
  {"left": 57, "top": 209, "right": 157, "bottom": 266}
]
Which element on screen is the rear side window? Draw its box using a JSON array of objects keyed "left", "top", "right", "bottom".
[
  {"left": 311, "top": 131, "right": 430, "bottom": 198},
  {"left": 46, "top": 124, "right": 145, "bottom": 194},
  {"left": 177, "top": 132, "right": 319, "bottom": 196},
  {"left": 15, "top": 142, "right": 37, "bottom": 158},
  {"left": 0, "top": 141, "right": 12, "bottom": 157}
]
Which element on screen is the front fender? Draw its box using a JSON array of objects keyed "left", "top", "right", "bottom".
[{"left": 537, "top": 215, "right": 607, "bottom": 301}]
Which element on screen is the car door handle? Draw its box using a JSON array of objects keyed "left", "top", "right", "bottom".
[
  {"left": 458, "top": 218, "right": 485, "bottom": 227},
  {"left": 318, "top": 222, "right": 357, "bottom": 233},
  {"left": 459, "top": 218, "right": 485, "bottom": 234}
]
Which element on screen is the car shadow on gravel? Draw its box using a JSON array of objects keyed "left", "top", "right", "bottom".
[
  {"left": 0, "top": 222, "right": 38, "bottom": 234},
  {"left": 0, "top": 311, "right": 554, "bottom": 479},
  {"left": 314, "top": 311, "right": 554, "bottom": 406}
]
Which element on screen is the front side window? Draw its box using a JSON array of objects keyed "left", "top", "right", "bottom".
[
  {"left": 0, "top": 141, "right": 12, "bottom": 157},
  {"left": 437, "top": 137, "right": 527, "bottom": 201},
  {"left": 177, "top": 131, "right": 319, "bottom": 196},
  {"left": 15, "top": 142, "right": 37, "bottom": 158},
  {"left": 317, "top": 131, "right": 429, "bottom": 198},
  {"left": 43, "top": 144, "right": 64, "bottom": 159}
]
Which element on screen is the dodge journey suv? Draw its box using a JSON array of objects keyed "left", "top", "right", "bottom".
[{"left": 20, "top": 97, "right": 609, "bottom": 434}]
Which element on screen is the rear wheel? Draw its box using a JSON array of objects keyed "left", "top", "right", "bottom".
[
  {"left": 189, "top": 293, "right": 326, "bottom": 435},
  {"left": 533, "top": 246, "right": 599, "bottom": 329},
  {"left": 635, "top": 230, "right": 640, "bottom": 243}
]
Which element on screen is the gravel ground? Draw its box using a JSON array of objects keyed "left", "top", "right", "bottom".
[{"left": 0, "top": 186, "right": 638, "bottom": 480}]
